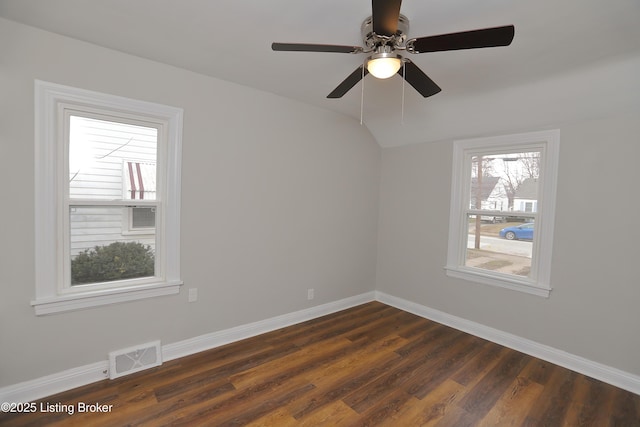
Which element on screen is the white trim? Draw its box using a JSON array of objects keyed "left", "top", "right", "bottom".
[
  {"left": 4, "top": 290, "right": 639, "bottom": 403},
  {"left": 163, "top": 292, "right": 375, "bottom": 362},
  {"left": 0, "top": 362, "right": 109, "bottom": 404},
  {"left": 446, "top": 129, "right": 560, "bottom": 297},
  {"left": 444, "top": 267, "right": 551, "bottom": 297},
  {"left": 375, "top": 291, "right": 640, "bottom": 396},
  {"left": 33, "top": 80, "right": 183, "bottom": 315},
  {"left": 31, "top": 281, "right": 182, "bottom": 316}
]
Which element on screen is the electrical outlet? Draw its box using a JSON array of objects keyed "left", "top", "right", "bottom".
[
  {"left": 307, "top": 288, "right": 314, "bottom": 300},
  {"left": 188, "top": 288, "right": 198, "bottom": 303}
]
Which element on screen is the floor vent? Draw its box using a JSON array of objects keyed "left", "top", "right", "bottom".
[{"left": 108, "top": 340, "right": 162, "bottom": 379}]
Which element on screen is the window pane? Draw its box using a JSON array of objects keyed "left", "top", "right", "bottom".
[
  {"left": 69, "top": 115, "right": 157, "bottom": 200},
  {"left": 469, "top": 152, "right": 540, "bottom": 213},
  {"left": 131, "top": 207, "right": 156, "bottom": 228},
  {"left": 465, "top": 215, "right": 532, "bottom": 277},
  {"left": 70, "top": 206, "right": 155, "bottom": 285}
]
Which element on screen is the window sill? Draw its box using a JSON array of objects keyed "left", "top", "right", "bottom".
[
  {"left": 445, "top": 266, "right": 551, "bottom": 298},
  {"left": 121, "top": 229, "right": 156, "bottom": 236},
  {"left": 31, "top": 281, "right": 183, "bottom": 315}
]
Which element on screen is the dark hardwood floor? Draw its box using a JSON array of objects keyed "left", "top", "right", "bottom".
[{"left": 2, "top": 302, "right": 639, "bottom": 426}]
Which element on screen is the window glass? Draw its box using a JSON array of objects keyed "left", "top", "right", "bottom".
[
  {"left": 465, "top": 152, "right": 540, "bottom": 278},
  {"left": 66, "top": 115, "right": 160, "bottom": 288},
  {"left": 131, "top": 207, "right": 156, "bottom": 229},
  {"left": 69, "top": 116, "right": 157, "bottom": 200},
  {"left": 70, "top": 207, "right": 155, "bottom": 285}
]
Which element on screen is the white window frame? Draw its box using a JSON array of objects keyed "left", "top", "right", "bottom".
[
  {"left": 33, "top": 80, "right": 183, "bottom": 315},
  {"left": 445, "top": 129, "right": 560, "bottom": 298}
]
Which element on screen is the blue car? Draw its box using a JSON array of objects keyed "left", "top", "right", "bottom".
[{"left": 499, "top": 223, "right": 534, "bottom": 240}]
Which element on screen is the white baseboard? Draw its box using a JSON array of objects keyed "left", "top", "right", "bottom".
[
  {"left": 162, "top": 291, "right": 376, "bottom": 362},
  {"left": 0, "top": 361, "right": 109, "bottom": 404},
  {"left": 3, "top": 289, "right": 638, "bottom": 403},
  {"left": 0, "top": 292, "right": 375, "bottom": 403},
  {"left": 375, "top": 290, "right": 640, "bottom": 396}
]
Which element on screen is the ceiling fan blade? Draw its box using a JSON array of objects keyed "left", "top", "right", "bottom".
[
  {"left": 407, "top": 25, "right": 515, "bottom": 53},
  {"left": 327, "top": 65, "right": 368, "bottom": 98},
  {"left": 371, "top": 0, "right": 402, "bottom": 36},
  {"left": 272, "top": 42, "right": 362, "bottom": 54},
  {"left": 398, "top": 60, "right": 441, "bottom": 98}
]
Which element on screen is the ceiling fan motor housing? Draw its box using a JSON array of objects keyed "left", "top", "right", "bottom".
[{"left": 361, "top": 14, "right": 409, "bottom": 49}]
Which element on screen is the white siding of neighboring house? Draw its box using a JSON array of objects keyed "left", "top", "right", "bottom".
[
  {"left": 483, "top": 182, "right": 509, "bottom": 212},
  {"left": 514, "top": 199, "right": 538, "bottom": 213},
  {"left": 68, "top": 116, "right": 157, "bottom": 256},
  {"left": 471, "top": 176, "right": 509, "bottom": 221},
  {"left": 512, "top": 178, "right": 539, "bottom": 213}
]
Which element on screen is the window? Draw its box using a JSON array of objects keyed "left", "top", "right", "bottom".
[
  {"left": 34, "top": 81, "right": 183, "bottom": 314},
  {"left": 130, "top": 207, "right": 156, "bottom": 230},
  {"left": 446, "top": 130, "right": 559, "bottom": 297}
]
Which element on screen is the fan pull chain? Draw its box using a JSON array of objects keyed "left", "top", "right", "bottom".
[
  {"left": 401, "top": 60, "right": 406, "bottom": 125},
  {"left": 360, "top": 61, "right": 365, "bottom": 125}
]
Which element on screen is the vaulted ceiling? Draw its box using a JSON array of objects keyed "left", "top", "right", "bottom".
[{"left": 2, "top": 0, "right": 640, "bottom": 147}]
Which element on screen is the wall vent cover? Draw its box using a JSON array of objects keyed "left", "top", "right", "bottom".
[{"left": 108, "top": 340, "right": 162, "bottom": 379}]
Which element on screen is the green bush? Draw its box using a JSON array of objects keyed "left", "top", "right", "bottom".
[{"left": 71, "top": 241, "right": 154, "bottom": 285}]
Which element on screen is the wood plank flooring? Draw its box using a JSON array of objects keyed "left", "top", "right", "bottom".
[{"left": 2, "top": 302, "right": 639, "bottom": 426}]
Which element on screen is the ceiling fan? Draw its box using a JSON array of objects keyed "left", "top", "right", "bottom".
[{"left": 272, "top": 0, "right": 514, "bottom": 99}]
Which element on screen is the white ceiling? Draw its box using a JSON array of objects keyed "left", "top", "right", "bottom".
[{"left": 2, "top": 0, "right": 640, "bottom": 147}]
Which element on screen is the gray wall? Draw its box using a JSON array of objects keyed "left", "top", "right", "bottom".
[
  {"left": 376, "top": 113, "right": 640, "bottom": 375},
  {"left": 0, "top": 18, "right": 380, "bottom": 386}
]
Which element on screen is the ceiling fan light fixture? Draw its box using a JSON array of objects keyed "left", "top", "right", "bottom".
[{"left": 367, "top": 53, "right": 402, "bottom": 79}]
